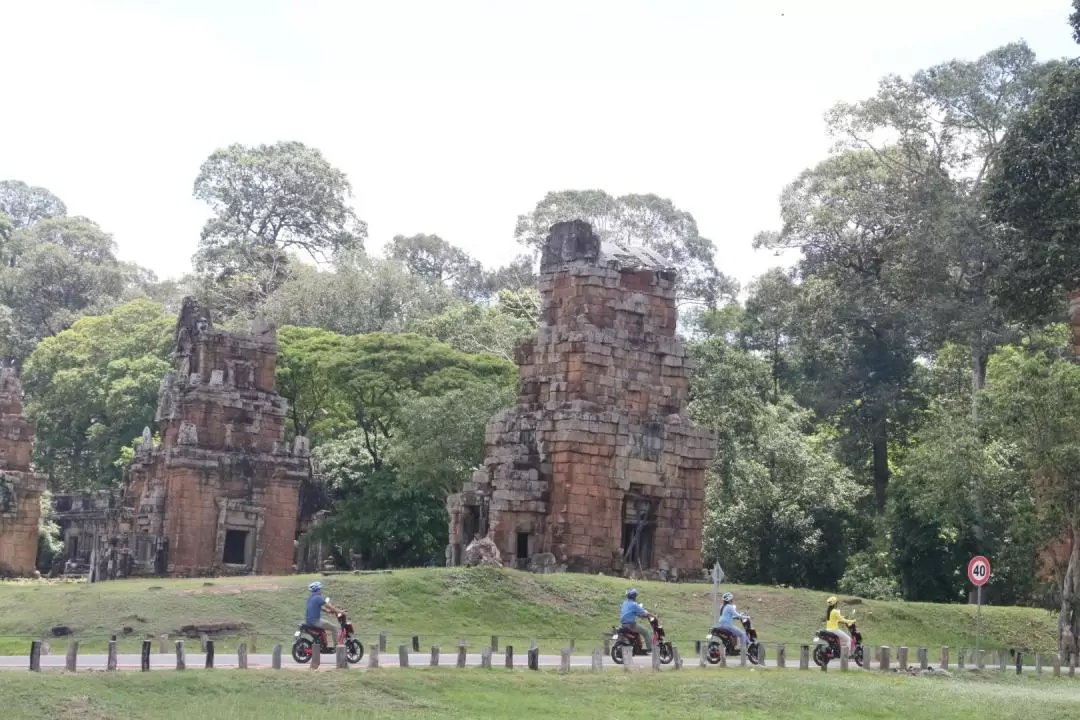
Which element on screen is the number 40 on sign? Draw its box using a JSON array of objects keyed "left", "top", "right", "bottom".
[{"left": 968, "top": 555, "right": 990, "bottom": 587}]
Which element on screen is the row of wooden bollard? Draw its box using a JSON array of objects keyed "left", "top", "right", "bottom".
[{"left": 29, "top": 638, "right": 287, "bottom": 672}]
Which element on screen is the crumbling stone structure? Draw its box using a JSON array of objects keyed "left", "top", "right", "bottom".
[
  {"left": 447, "top": 221, "right": 716, "bottom": 579},
  {"left": 110, "top": 298, "right": 310, "bottom": 576},
  {"left": 0, "top": 367, "right": 45, "bottom": 575}
]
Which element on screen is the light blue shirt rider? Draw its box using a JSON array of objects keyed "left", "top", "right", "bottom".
[
  {"left": 620, "top": 599, "right": 648, "bottom": 625},
  {"left": 718, "top": 602, "right": 748, "bottom": 628}
]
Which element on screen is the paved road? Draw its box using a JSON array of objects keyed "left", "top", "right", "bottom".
[{"left": 0, "top": 651, "right": 814, "bottom": 671}]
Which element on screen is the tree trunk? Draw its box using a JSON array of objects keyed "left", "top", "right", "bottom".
[
  {"left": 970, "top": 342, "right": 988, "bottom": 417},
  {"left": 1060, "top": 517, "right": 1080, "bottom": 664},
  {"left": 872, "top": 417, "right": 889, "bottom": 512}
]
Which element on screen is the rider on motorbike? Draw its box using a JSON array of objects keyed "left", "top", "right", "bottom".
[
  {"left": 717, "top": 591, "right": 750, "bottom": 649},
  {"left": 305, "top": 581, "right": 345, "bottom": 649},
  {"left": 620, "top": 588, "right": 655, "bottom": 654},
  {"left": 825, "top": 595, "right": 855, "bottom": 652}
]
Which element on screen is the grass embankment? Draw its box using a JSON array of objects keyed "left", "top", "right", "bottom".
[
  {"left": 1, "top": 669, "right": 1079, "bottom": 719},
  {"left": 0, "top": 567, "right": 1059, "bottom": 656}
]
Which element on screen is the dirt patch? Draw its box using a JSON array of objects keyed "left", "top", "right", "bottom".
[
  {"left": 177, "top": 620, "right": 251, "bottom": 637},
  {"left": 53, "top": 696, "right": 108, "bottom": 720},
  {"left": 180, "top": 582, "right": 283, "bottom": 596}
]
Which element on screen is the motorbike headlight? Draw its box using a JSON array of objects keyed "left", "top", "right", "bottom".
[{"left": 293, "top": 631, "right": 301, "bottom": 638}]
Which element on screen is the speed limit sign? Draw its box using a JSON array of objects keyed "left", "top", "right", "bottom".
[{"left": 968, "top": 555, "right": 990, "bottom": 587}]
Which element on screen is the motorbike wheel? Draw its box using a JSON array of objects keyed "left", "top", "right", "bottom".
[
  {"left": 346, "top": 638, "right": 364, "bottom": 664},
  {"left": 812, "top": 644, "right": 828, "bottom": 668},
  {"left": 853, "top": 645, "right": 865, "bottom": 668},
  {"left": 658, "top": 642, "right": 674, "bottom": 664},
  {"left": 747, "top": 642, "right": 761, "bottom": 665},
  {"left": 292, "top": 638, "right": 313, "bottom": 664},
  {"left": 610, "top": 642, "right": 626, "bottom": 665},
  {"left": 706, "top": 641, "right": 723, "bottom": 665}
]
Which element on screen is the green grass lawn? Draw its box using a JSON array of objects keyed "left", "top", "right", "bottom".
[
  {"left": 0, "top": 567, "right": 1060, "bottom": 658},
  {"left": 0, "top": 667, "right": 1078, "bottom": 719}
]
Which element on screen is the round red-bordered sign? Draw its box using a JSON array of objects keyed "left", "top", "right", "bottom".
[{"left": 968, "top": 555, "right": 990, "bottom": 587}]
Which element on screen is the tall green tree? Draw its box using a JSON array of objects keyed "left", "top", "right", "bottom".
[
  {"left": 192, "top": 141, "right": 366, "bottom": 314},
  {"left": 515, "top": 189, "right": 736, "bottom": 307},
  {"left": 827, "top": 42, "right": 1053, "bottom": 394},
  {"left": 385, "top": 234, "right": 487, "bottom": 300},
  {"left": 986, "top": 61, "right": 1080, "bottom": 324},
  {"left": 0, "top": 180, "right": 66, "bottom": 229},
  {"left": 22, "top": 299, "right": 174, "bottom": 490}
]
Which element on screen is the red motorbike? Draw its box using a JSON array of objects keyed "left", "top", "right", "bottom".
[
  {"left": 813, "top": 619, "right": 865, "bottom": 667},
  {"left": 292, "top": 612, "right": 364, "bottom": 664},
  {"left": 610, "top": 615, "right": 674, "bottom": 665},
  {"left": 706, "top": 616, "right": 761, "bottom": 665}
]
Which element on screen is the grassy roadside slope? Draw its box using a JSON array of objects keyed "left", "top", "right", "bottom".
[
  {"left": 0, "top": 567, "right": 1058, "bottom": 655},
  {"left": 1, "top": 668, "right": 1078, "bottom": 719}
]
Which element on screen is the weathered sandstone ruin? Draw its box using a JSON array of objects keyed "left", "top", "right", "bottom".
[{"left": 0, "top": 367, "right": 45, "bottom": 575}]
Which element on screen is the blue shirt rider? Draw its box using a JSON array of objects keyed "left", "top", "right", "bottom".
[
  {"left": 619, "top": 588, "right": 655, "bottom": 653},
  {"left": 717, "top": 591, "right": 749, "bottom": 648},
  {"left": 305, "top": 581, "right": 344, "bottom": 648}
]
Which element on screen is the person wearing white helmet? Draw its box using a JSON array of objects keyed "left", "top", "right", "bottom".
[
  {"left": 304, "top": 581, "right": 344, "bottom": 650},
  {"left": 717, "top": 591, "right": 750, "bottom": 650}
]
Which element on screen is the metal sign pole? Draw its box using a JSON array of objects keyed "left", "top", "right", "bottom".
[{"left": 976, "top": 584, "right": 982, "bottom": 654}]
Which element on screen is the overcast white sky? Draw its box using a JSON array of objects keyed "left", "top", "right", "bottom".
[{"left": 2, "top": 0, "right": 1077, "bottom": 289}]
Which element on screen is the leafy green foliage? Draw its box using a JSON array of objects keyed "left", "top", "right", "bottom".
[
  {"left": 0, "top": 180, "right": 66, "bottom": 228},
  {"left": 22, "top": 300, "right": 173, "bottom": 490}
]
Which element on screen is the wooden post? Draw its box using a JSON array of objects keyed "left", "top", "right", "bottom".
[
  {"left": 998, "top": 650, "right": 1006, "bottom": 672},
  {"left": 205, "top": 640, "right": 215, "bottom": 669},
  {"left": 398, "top": 644, "right": 409, "bottom": 668},
  {"left": 560, "top": 648, "right": 571, "bottom": 674},
  {"left": 652, "top": 645, "right": 661, "bottom": 671},
  {"left": 719, "top": 644, "right": 727, "bottom": 667},
  {"left": 310, "top": 643, "right": 320, "bottom": 670},
  {"left": 976, "top": 649, "right": 985, "bottom": 670},
  {"left": 29, "top": 641, "right": 41, "bottom": 672},
  {"left": 481, "top": 647, "right": 492, "bottom": 669},
  {"left": 740, "top": 644, "right": 748, "bottom": 667},
  {"left": 271, "top": 644, "right": 282, "bottom": 670},
  {"left": 840, "top": 644, "right": 849, "bottom": 672},
  {"left": 457, "top": 642, "right": 467, "bottom": 668},
  {"left": 957, "top": 648, "right": 965, "bottom": 671},
  {"left": 673, "top": 645, "right": 683, "bottom": 670},
  {"left": 505, "top": 646, "right": 514, "bottom": 670},
  {"left": 940, "top": 647, "right": 949, "bottom": 671},
  {"left": 1036, "top": 653, "right": 1043, "bottom": 674},
  {"left": 800, "top": 645, "right": 809, "bottom": 670},
  {"left": 897, "top": 646, "right": 908, "bottom": 669},
  {"left": 603, "top": 636, "right": 611, "bottom": 655},
  {"left": 200, "top": 633, "right": 209, "bottom": 653},
  {"left": 591, "top": 647, "right": 603, "bottom": 672},
  {"left": 918, "top": 647, "right": 928, "bottom": 670},
  {"left": 1016, "top": 650, "right": 1023, "bottom": 675},
  {"left": 41, "top": 640, "right": 50, "bottom": 656},
  {"left": 175, "top": 640, "right": 186, "bottom": 671},
  {"left": 431, "top": 646, "right": 440, "bottom": 666},
  {"left": 159, "top": 634, "right": 169, "bottom": 654},
  {"left": 336, "top": 645, "right": 348, "bottom": 669},
  {"left": 113, "top": 641, "right": 123, "bottom": 672},
  {"left": 879, "top": 646, "right": 890, "bottom": 671},
  {"left": 368, "top": 646, "right": 379, "bottom": 669},
  {"left": 65, "top": 640, "right": 78, "bottom": 672},
  {"left": 1053, "top": 653, "right": 1061, "bottom": 677},
  {"left": 379, "top": 632, "right": 387, "bottom": 652},
  {"left": 250, "top": 635, "right": 257, "bottom": 654},
  {"left": 412, "top": 635, "right": 420, "bottom": 652},
  {"left": 1070, "top": 652, "right": 1076, "bottom": 677},
  {"left": 777, "top": 644, "right": 786, "bottom": 669},
  {"left": 490, "top": 635, "right": 498, "bottom": 652},
  {"left": 569, "top": 638, "right": 575, "bottom": 652},
  {"left": 698, "top": 641, "right": 707, "bottom": 668},
  {"left": 238, "top": 642, "right": 248, "bottom": 670},
  {"left": 528, "top": 647, "right": 539, "bottom": 671},
  {"left": 139, "top": 639, "right": 150, "bottom": 671}
]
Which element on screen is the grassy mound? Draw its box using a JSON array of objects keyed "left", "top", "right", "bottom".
[
  {"left": 1, "top": 668, "right": 1079, "bottom": 719},
  {"left": 0, "top": 567, "right": 1059, "bottom": 656}
]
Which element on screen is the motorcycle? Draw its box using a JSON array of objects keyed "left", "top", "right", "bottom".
[
  {"left": 705, "top": 616, "right": 761, "bottom": 665},
  {"left": 812, "top": 618, "right": 865, "bottom": 668},
  {"left": 292, "top": 612, "right": 365, "bottom": 664},
  {"left": 610, "top": 615, "right": 674, "bottom": 665}
]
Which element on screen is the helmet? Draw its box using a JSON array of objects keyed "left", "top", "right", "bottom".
[
  {"left": 722, "top": 592, "right": 733, "bottom": 602},
  {"left": 626, "top": 588, "right": 638, "bottom": 600},
  {"left": 827, "top": 595, "right": 838, "bottom": 606},
  {"left": 309, "top": 581, "right": 322, "bottom": 593}
]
